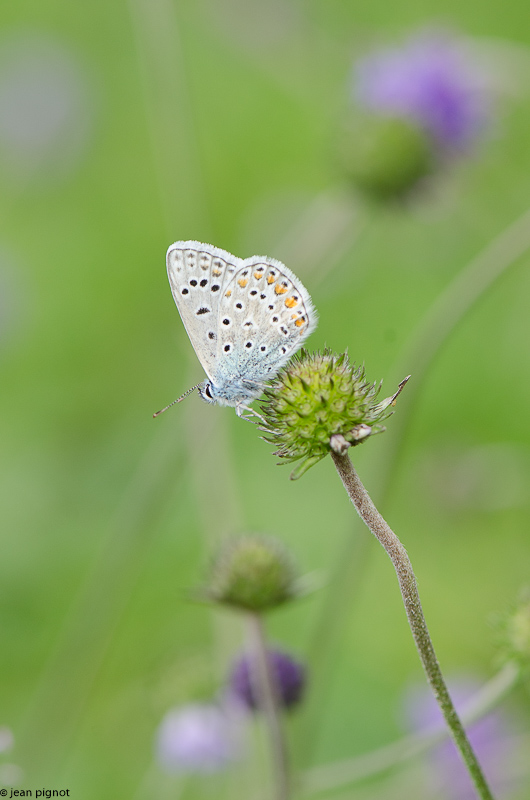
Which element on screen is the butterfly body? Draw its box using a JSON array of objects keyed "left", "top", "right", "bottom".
[{"left": 166, "top": 241, "right": 317, "bottom": 416}]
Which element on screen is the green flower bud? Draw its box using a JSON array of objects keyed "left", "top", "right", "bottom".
[
  {"left": 207, "top": 535, "right": 298, "bottom": 613},
  {"left": 338, "top": 114, "right": 434, "bottom": 199},
  {"left": 261, "top": 349, "right": 409, "bottom": 480}
]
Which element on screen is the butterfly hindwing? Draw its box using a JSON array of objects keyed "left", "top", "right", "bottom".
[{"left": 216, "top": 256, "right": 317, "bottom": 388}]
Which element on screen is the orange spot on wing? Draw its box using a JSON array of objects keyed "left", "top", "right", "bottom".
[
  {"left": 225, "top": 289, "right": 232, "bottom": 297},
  {"left": 275, "top": 284, "right": 287, "bottom": 294},
  {"left": 238, "top": 278, "right": 249, "bottom": 288},
  {"left": 295, "top": 317, "right": 306, "bottom": 327},
  {"left": 212, "top": 268, "right": 222, "bottom": 277},
  {"left": 254, "top": 271, "right": 263, "bottom": 279},
  {"left": 285, "top": 297, "right": 297, "bottom": 308},
  {"left": 267, "top": 274, "right": 276, "bottom": 284}
]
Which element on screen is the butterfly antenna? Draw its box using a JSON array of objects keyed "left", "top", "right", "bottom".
[{"left": 153, "top": 383, "right": 201, "bottom": 418}]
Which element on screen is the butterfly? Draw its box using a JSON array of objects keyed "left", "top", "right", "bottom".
[{"left": 154, "top": 241, "right": 317, "bottom": 420}]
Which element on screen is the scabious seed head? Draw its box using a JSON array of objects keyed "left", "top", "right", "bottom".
[
  {"left": 261, "top": 349, "right": 408, "bottom": 479},
  {"left": 207, "top": 535, "right": 298, "bottom": 612}
]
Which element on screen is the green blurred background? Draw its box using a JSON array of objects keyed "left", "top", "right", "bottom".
[{"left": 1, "top": 0, "right": 530, "bottom": 797}]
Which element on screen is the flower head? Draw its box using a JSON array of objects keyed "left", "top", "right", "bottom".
[
  {"left": 156, "top": 703, "right": 243, "bottom": 773},
  {"left": 229, "top": 649, "right": 306, "bottom": 711},
  {"left": 354, "top": 32, "right": 490, "bottom": 150},
  {"left": 355, "top": 31, "right": 490, "bottom": 152},
  {"left": 207, "top": 534, "right": 298, "bottom": 612},
  {"left": 261, "top": 349, "right": 408, "bottom": 479},
  {"left": 341, "top": 30, "right": 494, "bottom": 197}
]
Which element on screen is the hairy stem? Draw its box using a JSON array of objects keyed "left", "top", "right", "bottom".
[
  {"left": 300, "top": 206, "right": 530, "bottom": 764},
  {"left": 301, "top": 660, "right": 519, "bottom": 795},
  {"left": 330, "top": 450, "right": 495, "bottom": 800},
  {"left": 247, "top": 613, "right": 290, "bottom": 800}
]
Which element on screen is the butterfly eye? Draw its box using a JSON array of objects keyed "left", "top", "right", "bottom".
[{"left": 204, "top": 384, "right": 213, "bottom": 399}]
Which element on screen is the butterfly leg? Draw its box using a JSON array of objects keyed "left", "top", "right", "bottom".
[{"left": 235, "top": 403, "right": 266, "bottom": 424}]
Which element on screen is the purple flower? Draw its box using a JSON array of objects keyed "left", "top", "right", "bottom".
[
  {"left": 355, "top": 31, "right": 491, "bottom": 151},
  {"left": 403, "top": 677, "right": 520, "bottom": 799},
  {"left": 229, "top": 649, "right": 306, "bottom": 711},
  {"left": 156, "top": 703, "right": 243, "bottom": 773}
]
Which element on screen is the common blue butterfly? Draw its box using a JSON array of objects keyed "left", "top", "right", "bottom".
[{"left": 155, "top": 241, "right": 317, "bottom": 419}]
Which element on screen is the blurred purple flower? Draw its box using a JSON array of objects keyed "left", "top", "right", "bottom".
[
  {"left": 403, "top": 677, "right": 519, "bottom": 799},
  {"left": 156, "top": 703, "right": 243, "bottom": 773},
  {"left": 355, "top": 32, "right": 491, "bottom": 151},
  {"left": 229, "top": 649, "right": 306, "bottom": 711}
]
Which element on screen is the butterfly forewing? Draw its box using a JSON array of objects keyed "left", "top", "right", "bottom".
[{"left": 166, "top": 241, "right": 242, "bottom": 379}]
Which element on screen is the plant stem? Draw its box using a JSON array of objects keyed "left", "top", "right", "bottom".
[
  {"left": 378, "top": 204, "right": 530, "bottom": 502},
  {"left": 247, "top": 612, "right": 290, "bottom": 800},
  {"left": 299, "top": 205, "right": 530, "bottom": 764},
  {"left": 330, "top": 450, "right": 495, "bottom": 800},
  {"left": 301, "top": 660, "right": 519, "bottom": 795}
]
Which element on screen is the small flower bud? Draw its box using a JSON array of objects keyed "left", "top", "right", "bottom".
[
  {"left": 207, "top": 535, "right": 298, "bottom": 612},
  {"left": 261, "top": 349, "right": 408, "bottom": 479},
  {"left": 339, "top": 114, "right": 433, "bottom": 199},
  {"left": 229, "top": 649, "right": 306, "bottom": 711}
]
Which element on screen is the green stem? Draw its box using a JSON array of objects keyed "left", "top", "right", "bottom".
[
  {"left": 330, "top": 450, "right": 495, "bottom": 800},
  {"left": 297, "top": 204, "right": 530, "bottom": 768},
  {"left": 378, "top": 204, "right": 530, "bottom": 500},
  {"left": 247, "top": 612, "right": 291, "bottom": 800},
  {"left": 301, "top": 660, "right": 519, "bottom": 795}
]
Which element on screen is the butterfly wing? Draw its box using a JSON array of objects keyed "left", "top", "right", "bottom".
[
  {"left": 166, "top": 241, "right": 242, "bottom": 379},
  {"left": 214, "top": 255, "right": 317, "bottom": 397}
]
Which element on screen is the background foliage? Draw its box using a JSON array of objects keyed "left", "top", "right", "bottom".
[{"left": 1, "top": 0, "right": 529, "bottom": 797}]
